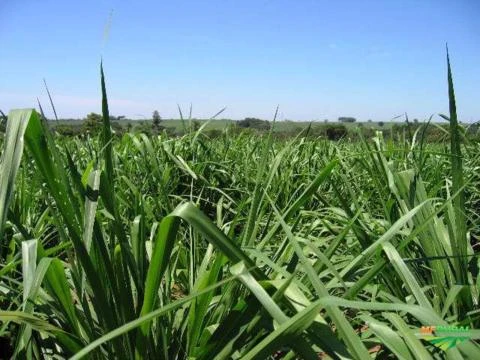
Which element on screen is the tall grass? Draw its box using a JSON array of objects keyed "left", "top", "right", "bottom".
[{"left": 0, "top": 52, "right": 479, "bottom": 359}]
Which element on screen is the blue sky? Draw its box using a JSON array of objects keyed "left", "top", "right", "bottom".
[{"left": 1, "top": 0, "right": 479, "bottom": 121}]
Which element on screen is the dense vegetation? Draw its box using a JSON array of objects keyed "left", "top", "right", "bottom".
[
  {"left": 0, "top": 57, "right": 479, "bottom": 359},
  {"left": 9, "top": 115, "right": 479, "bottom": 144}
]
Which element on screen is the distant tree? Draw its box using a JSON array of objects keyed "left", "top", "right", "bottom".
[
  {"left": 191, "top": 120, "right": 201, "bottom": 131},
  {"left": 54, "top": 124, "right": 83, "bottom": 136},
  {"left": 367, "top": 119, "right": 372, "bottom": 123},
  {"left": 324, "top": 119, "right": 329, "bottom": 123},
  {"left": 238, "top": 117, "right": 271, "bottom": 130},
  {"left": 413, "top": 118, "right": 419, "bottom": 124},
  {"left": 325, "top": 124, "right": 347, "bottom": 140},
  {"left": 108, "top": 115, "right": 125, "bottom": 121},
  {"left": 152, "top": 110, "right": 162, "bottom": 128},
  {"left": 378, "top": 121, "right": 385, "bottom": 127},
  {"left": 338, "top": 117, "right": 356, "bottom": 123},
  {"left": 84, "top": 112, "right": 102, "bottom": 133}
]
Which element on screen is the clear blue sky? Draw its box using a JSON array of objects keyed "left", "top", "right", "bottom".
[{"left": 1, "top": 0, "right": 479, "bottom": 121}]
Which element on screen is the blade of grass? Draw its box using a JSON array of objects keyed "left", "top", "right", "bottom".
[
  {"left": 446, "top": 46, "right": 470, "bottom": 314},
  {"left": 0, "top": 109, "right": 33, "bottom": 248}
]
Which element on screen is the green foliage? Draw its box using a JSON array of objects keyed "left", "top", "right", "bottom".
[
  {"left": 111, "top": 121, "right": 125, "bottom": 136},
  {"left": 53, "top": 124, "right": 83, "bottom": 136},
  {"left": 1, "top": 54, "right": 480, "bottom": 359},
  {"left": 83, "top": 112, "right": 103, "bottom": 133},
  {"left": 152, "top": 110, "right": 162, "bottom": 132},
  {"left": 338, "top": 116, "right": 356, "bottom": 123},
  {"left": 237, "top": 117, "right": 271, "bottom": 130},
  {"left": 325, "top": 124, "right": 347, "bottom": 140},
  {"left": 0, "top": 111, "right": 6, "bottom": 133}
]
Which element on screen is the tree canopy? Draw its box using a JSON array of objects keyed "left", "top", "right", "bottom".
[{"left": 338, "top": 116, "right": 356, "bottom": 123}]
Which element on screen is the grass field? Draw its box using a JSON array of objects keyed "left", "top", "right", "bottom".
[
  {"left": 0, "top": 58, "right": 479, "bottom": 359},
  {"left": 53, "top": 118, "right": 400, "bottom": 133},
  {"left": 134, "top": 119, "right": 398, "bottom": 132}
]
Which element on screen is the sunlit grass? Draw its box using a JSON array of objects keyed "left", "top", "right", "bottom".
[{"left": 0, "top": 51, "right": 479, "bottom": 359}]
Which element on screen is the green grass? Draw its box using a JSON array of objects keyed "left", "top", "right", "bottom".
[
  {"left": 0, "top": 52, "right": 479, "bottom": 359},
  {"left": 53, "top": 118, "right": 399, "bottom": 132}
]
